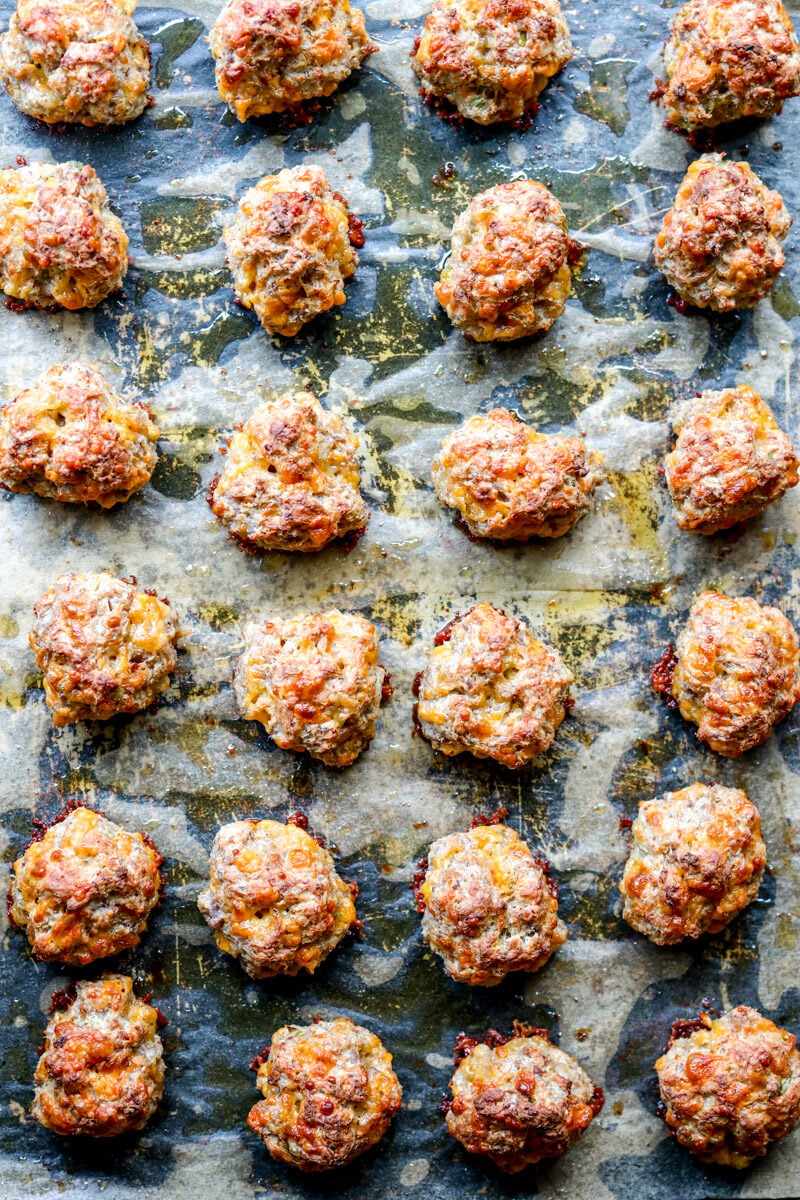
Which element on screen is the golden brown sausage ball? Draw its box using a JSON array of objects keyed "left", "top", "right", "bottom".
[
  {"left": 30, "top": 572, "right": 179, "bottom": 726},
  {"left": 436, "top": 180, "right": 574, "bottom": 341},
  {"left": 432, "top": 407, "right": 603, "bottom": 541},
  {"left": 223, "top": 164, "right": 360, "bottom": 337},
  {"left": 620, "top": 783, "right": 766, "bottom": 945},
  {"left": 660, "top": 0, "right": 800, "bottom": 130},
  {"left": 197, "top": 818, "right": 356, "bottom": 979},
  {"left": 0, "top": 362, "right": 158, "bottom": 507},
  {"left": 655, "top": 1006, "right": 800, "bottom": 1167},
  {"left": 9, "top": 806, "right": 162, "bottom": 965},
  {"left": 210, "top": 0, "right": 376, "bottom": 122},
  {"left": 411, "top": 0, "right": 572, "bottom": 125},
  {"left": 0, "top": 0, "right": 151, "bottom": 127},
  {"left": 248, "top": 1018, "right": 402, "bottom": 1171},
  {"left": 669, "top": 590, "right": 800, "bottom": 757},
  {"left": 33, "top": 975, "right": 165, "bottom": 1138},
  {"left": 416, "top": 603, "right": 573, "bottom": 768},
  {"left": 665, "top": 385, "right": 799, "bottom": 534},
  {"left": 209, "top": 392, "right": 367, "bottom": 552},
  {"left": 654, "top": 155, "right": 790, "bottom": 312},
  {"left": 446, "top": 1031, "right": 603, "bottom": 1171},
  {"left": 419, "top": 823, "right": 566, "bottom": 986}
]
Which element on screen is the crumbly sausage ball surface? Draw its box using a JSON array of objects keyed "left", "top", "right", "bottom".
[
  {"left": 210, "top": 0, "right": 376, "bottom": 121},
  {"left": 0, "top": 362, "right": 158, "bottom": 507},
  {"left": 0, "top": 0, "right": 151, "bottom": 126},
  {"left": 248, "top": 1018, "right": 402, "bottom": 1171},
  {"left": 447, "top": 1034, "right": 602, "bottom": 1171},
  {"left": 33, "top": 975, "right": 165, "bottom": 1138},
  {"left": 420, "top": 823, "right": 566, "bottom": 986},
  {"left": 670, "top": 591, "right": 800, "bottom": 757},
  {"left": 234, "top": 610, "right": 385, "bottom": 767},
  {"left": 665, "top": 386, "right": 799, "bottom": 534},
  {"left": 432, "top": 407, "right": 603, "bottom": 540},
  {"left": 411, "top": 0, "right": 572, "bottom": 125},
  {"left": 209, "top": 392, "right": 367, "bottom": 551},
  {"left": 197, "top": 819, "right": 356, "bottom": 979},
  {"left": 436, "top": 180, "right": 574, "bottom": 341},
  {"left": 30, "top": 572, "right": 179, "bottom": 726},
  {"left": 656, "top": 1006, "right": 800, "bottom": 1167},
  {"left": 620, "top": 783, "right": 766, "bottom": 945},
  {"left": 661, "top": 0, "right": 800, "bottom": 129},
  {"left": 416, "top": 603, "right": 573, "bottom": 768},
  {"left": 9, "top": 807, "right": 161, "bottom": 965},
  {"left": 223, "top": 164, "right": 359, "bottom": 337},
  {"left": 654, "top": 155, "right": 790, "bottom": 311}
]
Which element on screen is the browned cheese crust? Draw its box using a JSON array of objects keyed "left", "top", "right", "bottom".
[
  {"left": 671, "top": 590, "right": 800, "bottom": 756},
  {"left": 620, "top": 783, "right": 766, "bottom": 945},
  {"left": 656, "top": 1006, "right": 800, "bottom": 1167},
  {"left": 664, "top": 385, "right": 799, "bottom": 533},
  {"left": 432, "top": 406, "right": 603, "bottom": 540},
  {"left": 654, "top": 155, "right": 790, "bottom": 311},
  {"left": 30, "top": 572, "right": 179, "bottom": 726},
  {"left": 248, "top": 1018, "right": 402, "bottom": 1171}
]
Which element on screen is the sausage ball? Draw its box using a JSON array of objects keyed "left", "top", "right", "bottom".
[
  {"left": 9, "top": 806, "right": 162, "bottom": 965},
  {"left": 411, "top": 0, "right": 572, "bottom": 125},
  {"left": 432, "top": 407, "right": 603, "bottom": 541},
  {"left": 210, "top": 0, "right": 376, "bottom": 122},
  {"left": 620, "top": 783, "right": 766, "bottom": 945},
  {"left": 197, "top": 818, "right": 356, "bottom": 979},
  {"left": 248, "top": 1018, "right": 402, "bottom": 1171},
  {"left": 656, "top": 1006, "right": 800, "bottom": 1167},
  {"left": 419, "top": 823, "right": 566, "bottom": 986},
  {"left": 233, "top": 610, "right": 385, "bottom": 767},
  {"left": 416, "top": 603, "right": 573, "bottom": 768},
  {"left": 660, "top": 0, "right": 800, "bottom": 130},
  {"left": 30, "top": 572, "right": 179, "bottom": 726},
  {"left": 654, "top": 155, "right": 790, "bottom": 311},
  {"left": 436, "top": 180, "right": 575, "bottom": 341},
  {"left": 209, "top": 392, "right": 367, "bottom": 552},
  {"left": 0, "top": 0, "right": 151, "bottom": 127},
  {"left": 223, "top": 164, "right": 360, "bottom": 337},
  {"left": 446, "top": 1031, "right": 603, "bottom": 1171},
  {"left": 669, "top": 590, "right": 800, "bottom": 757},
  {"left": 665, "top": 385, "right": 799, "bottom": 534},
  {"left": 33, "top": 975, "right": 165, "bottom": 1138},
  {"left": 0, "top": 362, "right": 158, "bottom": 507}
]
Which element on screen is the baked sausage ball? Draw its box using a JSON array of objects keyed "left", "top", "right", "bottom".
[
  {"left": 654, "top": 155, "right": 790, "bottom": 312},
  {"left": 9, "top": 806, "right": 162, "bottom": 965},
  {"left": 248, "top": 1018, "right": 402, "bottom": 1171},
  {"left": 30, "top": 572, "right": 179, "bottom": 726},
  {"left": 33, "top": 975, "right": 165, "bottom": 1138},
  {"left": 0, "top": 161, "right": 128, "bottom": 310},
  {"left": 411, "top": 0, "right": 572, "bottom": 125},
  {"left": 446, "top": 1031, "right": 603, "bottom": 1171},
  {"left": 0, "top": 362, "right": 158, "bottom": 507},
  {"left": 210, "top": 0, "right": 376, "bottom": 122},
  {"left": 620, "top": 783, "right": 766, "bottom": 945},
  {"left": 0, "top": 0, "right": 151, "bottom": 127},
  {"left": 233, "top": 610, "right": 385, "bottom": 767},
  {"left": 660, "top": 0, "right": 800, "bottom": 130},
  {"left": 432, "top": 407, "right": 603, "bottom": 541},
  {"left": 656, "top": 1006, "right": 800, "bottom": 1167},
  {"left": 416, "top": 603, "right": 573, "bottom": 768},
  {"left": 665, "top": 385, "right": 799, "bottom": 534},
  {"left": 419, "top": 823, "right": 566, "bottom": 986},
  {"left": 436, "top": 180, "right": 575, "bottom": 341},
  {"left": 223, "top": 164, "right": 360, "bottom": 337},
  {"left": 197, "top": 818, "right": 356, "bottom": 979},
  {"left": 209, "top": 392, "right": 367, "bottom": 552},
  {"left": 669, "top": 591, "right": 800, "bottom": 757}
]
